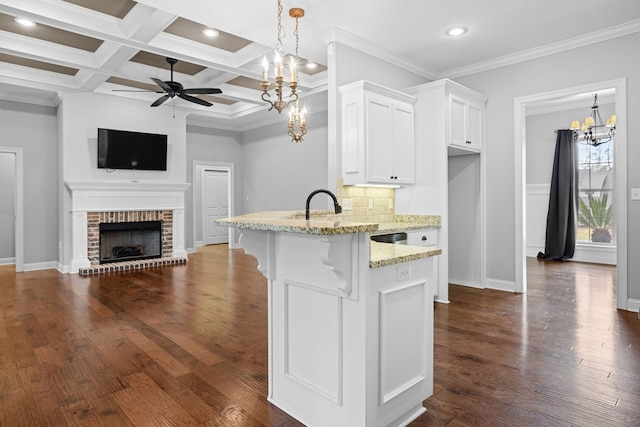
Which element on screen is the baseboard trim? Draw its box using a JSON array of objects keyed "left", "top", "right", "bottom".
[
  {"left": 0, "top": 257, "right": 16, "bottom": 265},
  {"left": 486, "top": 278, "right": 517, "bottom": 292},
  {"left": 24, "top": 261, "right": 58, "bottom": 271},
  {"left": 449, "top": 278, "right": 482, "bottom": 289},
  {"left": 627, "top": 298, "right": 640, "bottom": 313}
]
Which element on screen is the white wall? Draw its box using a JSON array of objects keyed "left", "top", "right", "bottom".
[
  {"left": 0, "top": 152, "right": 15, "bottom": 260},
  {"left": 0, "top": 100, "right": 58, "bottom": 267},
  {"left": 242, "top": 112, "right": 329, "bottom": 213},
  {"left": 454, "top": 32, "right": 640, "bottom": 301},
  {"left": 186, "top": 125, "right": 243, "bottom": 250}
]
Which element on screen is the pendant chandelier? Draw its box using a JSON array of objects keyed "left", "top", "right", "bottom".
[
  {"left": 261, "top": 1, "right": 302, "bottom": 115},
  {"left": 569, "top": 93, "right": 616, "bottom": 147}
]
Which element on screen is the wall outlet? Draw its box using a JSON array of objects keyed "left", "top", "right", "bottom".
[
  {"left": 368, "top": 199, "right": 373, "bottom": 209},
  {"left": 342, "top": 198, "right": 353, "bottom": 210},
  {"left": 632, "top": 188, "right": 640, "bottom": 200},
  {"left": 388, "top": 199, "right": 394, "bottom": 209},
  {"left": 396, "top": 265, "right": 411, "bottom": 281}
]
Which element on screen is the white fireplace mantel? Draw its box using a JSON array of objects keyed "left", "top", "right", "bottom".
[
  {"left": 65, "top": 181, "right": 191, "bottom": 212},
  {"left": 65, "top": 181, "right": 191, "bottom": 273}
]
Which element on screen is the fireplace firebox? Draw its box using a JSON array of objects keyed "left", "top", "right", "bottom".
[{"left": 99, "top": 221, "right": 162, "bottom": 264}]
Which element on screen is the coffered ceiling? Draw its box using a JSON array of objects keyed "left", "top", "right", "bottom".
[{"left": 1, "top": 0, "right": 640, "bottom": 130}]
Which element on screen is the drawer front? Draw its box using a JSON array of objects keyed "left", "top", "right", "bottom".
[{"left": 407, "top": 229, "right": 438, "bottom": 247}]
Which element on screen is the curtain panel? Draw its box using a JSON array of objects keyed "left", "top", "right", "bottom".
[{"left": 538, "top": 129, "right": 578, "bottom": 261}]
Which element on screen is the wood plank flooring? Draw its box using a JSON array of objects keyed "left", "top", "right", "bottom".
[{"left": 1, "top": 246, "right": 638, "bottom": 426}]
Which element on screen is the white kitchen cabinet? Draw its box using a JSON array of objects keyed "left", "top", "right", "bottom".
[
  {"left": 407, "top": 228, "right": 438, "bottom": 247},
  {"left": 449, "top": 94, "right": 484, "bottom": 153},
  {"left": 407, "top": 229, "right": 439, "bottom": 297},
  {"left": 395, "top": 79, "right": 487, "bottom": 303},
  {"left": 340, "top": 80, "right": 416, "bottom": 185}
]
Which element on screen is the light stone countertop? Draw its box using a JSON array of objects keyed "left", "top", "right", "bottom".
[
  {"left": 215, "top": 211, "right": 378, "bottom": 235},
  {"left": 215, "top": 211, "right": 442, "bottom": 267},
  {"left": 370, "top": 241, "right": 442, "bottom": 268}
]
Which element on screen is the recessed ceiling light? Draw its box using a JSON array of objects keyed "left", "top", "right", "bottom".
[
  {"left": 15, "top": 17, "right": 36, "bottom": 27},
  {"left": 446, "top": 27, "right": 467, "bottom": 37},
  {"left": 305, "top": 62, "right": 318, "bottom": 70},
  {"left": 202, "top": 28, "right": 220, "bottom": 38}
]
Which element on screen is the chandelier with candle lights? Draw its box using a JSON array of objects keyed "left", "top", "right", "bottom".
[{"left": 261, "top": 1, "right": 301, "bottom": 114}]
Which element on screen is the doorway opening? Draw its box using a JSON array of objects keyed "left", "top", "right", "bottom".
[
  {"left": 514, "top": 78, "right": 628, "bottom": 310},
  {"left": 0, "top": 148, "right": 23, "bottom": 272}
]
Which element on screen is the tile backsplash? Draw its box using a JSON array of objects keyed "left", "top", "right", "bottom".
[{"left": 335, "top": 178, "right": 395, "bottom": 223}]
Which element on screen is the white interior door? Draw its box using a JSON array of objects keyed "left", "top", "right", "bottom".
[
  {"left": 203, "top": 170, "right": 229, "bottom": 245},
  {"left": 0, "top": 152, "right": 16, "bottom": 263}
]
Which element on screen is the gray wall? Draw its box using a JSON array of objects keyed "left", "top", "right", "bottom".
[
  {"left": 242, "top": 112, "right": 329, "bottom": 213},
  {"left": 454, "top": 32, "right": 640, "bottom": 300},
  {"left": 0, "top": 100, "right": 58, "bottom": 267}
]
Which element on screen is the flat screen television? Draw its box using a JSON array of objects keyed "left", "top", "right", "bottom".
[{"left": 97, "top": 128, "right": 168, "bottom": 171}]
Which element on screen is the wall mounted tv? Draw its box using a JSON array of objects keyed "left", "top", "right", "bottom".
[{"left": 97, "top": 128, "right": 168, "bottom": 171}]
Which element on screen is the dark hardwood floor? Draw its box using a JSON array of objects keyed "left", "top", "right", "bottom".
[{"left": 1, "top": 246, "right": 638, "bottom": 426}]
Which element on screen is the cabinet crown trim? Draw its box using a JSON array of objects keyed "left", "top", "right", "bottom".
[
  {"left": 339, "top": 80, "right": 416, "bottom": 104},
  {"left": 405, "top": 78, "right": 487, "bottom": 104}
]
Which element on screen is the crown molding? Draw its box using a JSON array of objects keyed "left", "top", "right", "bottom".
[
  {"left": 441, "top": 18, "right": 640, "bottom": 79},
  {"left": 320, "top": 27, "right": 439, "bottom": 81}
]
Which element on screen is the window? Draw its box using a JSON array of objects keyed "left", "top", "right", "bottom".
[{"left": 577, "top": 139, "right": 614, "bottom": 245}]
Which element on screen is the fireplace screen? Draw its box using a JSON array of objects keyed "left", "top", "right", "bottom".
[{"left": 99, "top": 221, "right": 162, "bottom": 264}]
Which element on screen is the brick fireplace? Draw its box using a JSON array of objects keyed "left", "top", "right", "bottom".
[
  {"left": 88, "top": 210, "right": 171, "bottom": 262},
  {"left": 65, "top": 181, "right": 190, "bottom": 274}
]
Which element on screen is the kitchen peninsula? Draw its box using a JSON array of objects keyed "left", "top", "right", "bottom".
[{"left": 215, "top": 211, "right": 441, "bottom": 427}]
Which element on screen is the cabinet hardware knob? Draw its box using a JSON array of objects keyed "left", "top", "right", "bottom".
[
  {"left": 421, "top": 236, "right": 427, "bottom": 241},
  {"left": 466, "top": 140, "right": 471, "bottom": 144}
]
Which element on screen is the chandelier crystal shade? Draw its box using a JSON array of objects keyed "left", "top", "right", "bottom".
[{"left": 569, "top": 94, "right": 616, "bottom": 147}]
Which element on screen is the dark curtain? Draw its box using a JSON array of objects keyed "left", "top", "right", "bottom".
[{"left": 537, "top": 129, "right": 578, "bottom": 261}]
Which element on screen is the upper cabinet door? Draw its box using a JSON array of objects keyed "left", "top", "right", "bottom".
[
  {"left": 366, "top": 95, "right": 394, "bottom": 183},
  {"left": 449, "top": 95, "right": 467, "bottom": 147},
  {"left": 391, "top": 103, "right": 415, "bottom": 184},
  {"left": 448, "top": 93, "right": 484, "bottom": 154}
]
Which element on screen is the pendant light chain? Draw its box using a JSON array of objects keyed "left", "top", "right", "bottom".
[{"left": 276, "top": 0, "right": 284, "bottom": 52}]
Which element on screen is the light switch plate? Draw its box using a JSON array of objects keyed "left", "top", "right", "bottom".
[
  {"left": 632, "top": 188, "right": 640, "bottom": 200},
  {"left": 368, "top": 199, "right": 373, "bottom": 209}
]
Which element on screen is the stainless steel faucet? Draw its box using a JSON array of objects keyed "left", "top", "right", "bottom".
[{"left": 305, "top": 189, "right": 342, "bottom": 220}]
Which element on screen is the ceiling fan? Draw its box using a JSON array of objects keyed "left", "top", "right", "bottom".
[{"left": 147, "top": 57, "right": 222, "bottom": 107}]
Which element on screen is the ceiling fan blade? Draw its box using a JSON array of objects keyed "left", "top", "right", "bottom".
[
  {"left": 112, "top": 89, "right": 162, "bottom": 92},
  {"left": 150, "top": 94, "right": 171, "bottom": 107},
  {"left": 178, "top": 93, "right": 213, "bottom": 107},
  {"left": 183, "top": 88, "right": 222, "bottom": 95},
  {"left": 150, "top": 77, "right": 173, "bottom": 93}
]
